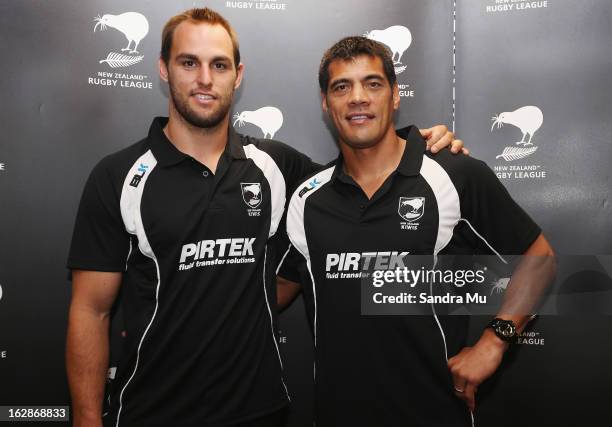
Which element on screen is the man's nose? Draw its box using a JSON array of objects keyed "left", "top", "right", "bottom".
[
  {"left": 197, "top": 66, "right": 213, "bottom": 86},
  {"left": 349, "top": 84, "right": 370, "bottom": 105}
]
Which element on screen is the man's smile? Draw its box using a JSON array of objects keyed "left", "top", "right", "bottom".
[
  {"left": 191, "top": 91, "right": 217, "bottom": 105},
  {"left": 346, "top": 112, "right": 375, "bottom": 125}
]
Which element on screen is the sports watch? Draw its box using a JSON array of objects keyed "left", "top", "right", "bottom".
[{"left": 487, "top": 318, "right": 517, "bottom": 343}]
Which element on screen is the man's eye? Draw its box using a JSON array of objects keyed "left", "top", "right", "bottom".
[
  {"left": 214, "top": 62, "right": 228, "bottom": 70},
  {"left": 334, "top": 84, "right": 348, "bottom": 92},
  {"left": 368, "top": 81, "right": 382, "bottom": 88},
  {"left": 183, "top": 60, "right": 196, "bottom": 68}
]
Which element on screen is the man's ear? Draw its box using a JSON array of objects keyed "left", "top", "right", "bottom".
[
  {"left": 159, "top": 58, "right": 169, "bottom": 82},
  {"left": 392, "top": 82, "right": 400, "bottom": 111},
  {"left": 234, "top": 63, "right": 245, "bottom": 90},
  {"left": 321, "top": 91, "right": 329, "bottom": 113}
]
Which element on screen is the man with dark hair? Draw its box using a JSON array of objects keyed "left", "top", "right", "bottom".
[
  {"left": 280, "top": 36, "right": 554, "bottom": 426},
  {"left": 318, "top": 36, "right": 397, "bottom": 93},
  {"left": 66, "top": 9, "right": 463, "bottom": 427}
]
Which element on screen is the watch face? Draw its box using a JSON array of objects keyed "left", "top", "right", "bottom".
[
  {"left": 490, "top": 319, "right": 517, "bottom": 342},
  {"left": 499, "top": 322, "right": 515, "bottom": 337}
]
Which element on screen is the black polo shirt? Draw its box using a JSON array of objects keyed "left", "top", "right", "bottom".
[
  {"left": 67, "top": 117, "right": 315, "bottom": 427},
  {"left": 282, "top": 125, "right": 541, "bottom": 427}
]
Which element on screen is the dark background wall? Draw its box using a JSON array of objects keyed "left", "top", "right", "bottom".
[{"left": 0, "top": 1, "right": 610, "bottom": 426}]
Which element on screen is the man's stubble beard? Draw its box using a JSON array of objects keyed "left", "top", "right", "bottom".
[
  {"left": 339, "top": 134, "right": 381, "bottom": 150},
  {"left": 168, "top": 75, "right": 235, "bottom": 130},
  {"left": 330, "top": 110, "right": 397, "bottom": 151},
  {"left": 331, "top": 115, "right": 385, "bottom": 151}
]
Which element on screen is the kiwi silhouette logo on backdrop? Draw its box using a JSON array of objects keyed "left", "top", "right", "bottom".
[
  {"left": 233, "top": 106, "right": 284, "bottom": 139},
  {"left": 490, "top": 105, "right": 547, "bottom": 181},
  {"left": 94, "top": 12, "right": 149, "bottom": 68},
  {"left": 490, "top": 277, "right": 510, "bottom": 295},
  {"left": 365, "top": 25, "right": 412, "bottom": 75},
  {"left": 491, "top": 105, "right": 543, "bottom": 162}
]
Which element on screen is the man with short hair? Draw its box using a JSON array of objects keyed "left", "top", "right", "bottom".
[
  {"left": 66, "top": 9, "right": 462, "bottom": 427},
  {"left": 280, "top": 36, "right": 554, "bottom": 426}
]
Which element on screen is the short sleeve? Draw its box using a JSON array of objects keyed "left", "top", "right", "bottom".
[
  {"left": 254, "top": 138, "right": 321, "bottom": 198},
  {"left": 67, "top": 160, "right": 131, "bottom": 272},
  {"left": 460, "top": 159, "right": 541, "bottom": 255},
  {"left": 288, "top": 153, "right": 321, "bottom": 194}
]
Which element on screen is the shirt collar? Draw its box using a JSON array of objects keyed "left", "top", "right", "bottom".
[
  {"left": 148, "top": 117, "right": 246, "bottom": 167},
  {"left": 395, "top": 125, "right": 426, "bottom": 176},
  {"left": 330, "top": 125, "right": 426, "bottom": 183}
]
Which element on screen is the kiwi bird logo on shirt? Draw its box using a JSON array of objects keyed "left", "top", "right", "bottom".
[
  {"left": 365, "top": 25, "right": 412, "bottom": 74},
  {"left": 241, "top": 183, "right": 263, "bottom": 208},
  {"left": 398, "top": 197, "right": 425, "bottom": 222},
  {"left": 491, "top": 106, "right": 543, "bottom": 161},
  {"left": 93, "top": 12, "right": 149, "bottom": 68},
  {"left": 233, "top": 106, "right": 284, "bottom": 139}
]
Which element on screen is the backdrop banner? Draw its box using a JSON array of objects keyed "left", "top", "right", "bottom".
[{"left": 0, "top": 1, "right": 610, "bottom": 426}]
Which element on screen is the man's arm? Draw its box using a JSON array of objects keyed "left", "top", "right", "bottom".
[
  {"left": 277, "top": 275, "right": 302, "bottom": 312},
  {"left": 66, "top": 270, "right": 122, "bottom": 427},
  {"left": 275, "top": 244, "right": 307, "bottom": 311},
  {"left": 447, "top": 233, "right": 556, "bottom": 411}
]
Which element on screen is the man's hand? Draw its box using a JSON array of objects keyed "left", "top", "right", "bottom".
[
  {"left": 449, "top": 234, "right": 555, "bottom": 412},
  {"left": 447, "top": 328, "right": 507, "bottom": 412},
  {"left": 420, "top": 125, "right": 469, "bottom": 155}
]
